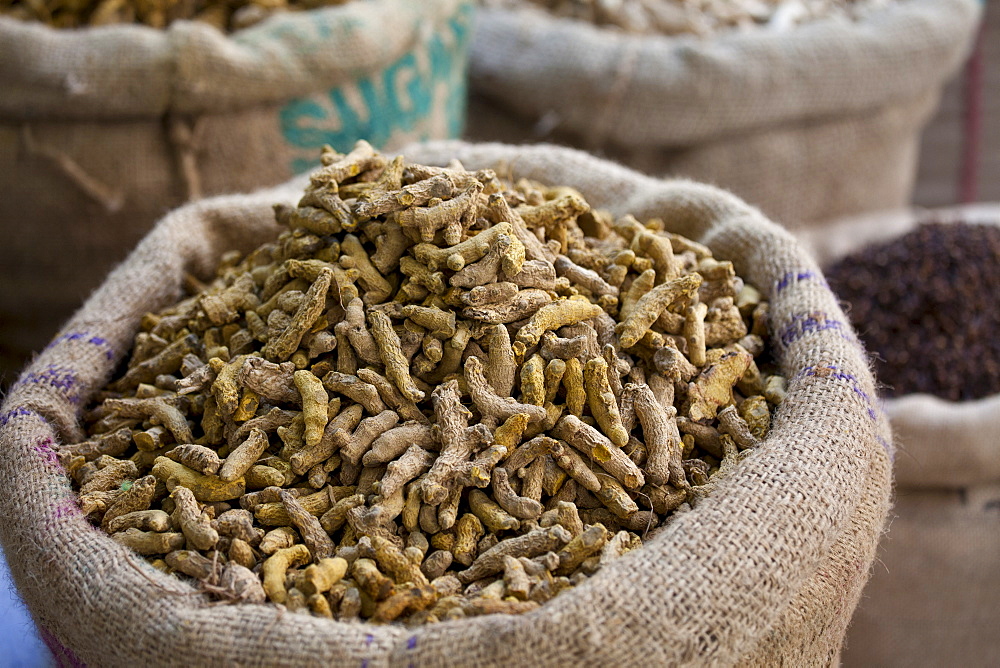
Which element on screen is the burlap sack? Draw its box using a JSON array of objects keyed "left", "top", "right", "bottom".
[
  {"left": 0, "top": 141, "right": 892, "bottom": 666},
  {"left": 464, "top": 0, "right": 980, "bottom": 231},
  {"left": 0, "top": 0, "right": 472, "bottom": 383},
  {"left": 798, "top": 205, "right": 1000, "bottom": 666}
]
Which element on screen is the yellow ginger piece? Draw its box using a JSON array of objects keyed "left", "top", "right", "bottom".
[
  {"left": 684, "top": 301, "right": 709, "bottom": 367},
  {"left": 464, "top": 356, "right": 548, "bottom": 426},
  {"left": 289, "top": 403, "right": 363, "bottom": 476},
  {"left": 687, "top": 348, "right": 753, "bottom": 421},
  {"left": 738, "top": 395, "right": 771, "bottom": 440},
  {"left": 543, "top": 359, "right": 567, "bottom": 404},
  {"left": 103, "top": 396, "right": 193, "bottom": 444},
  {"left": 594, "top": 473, "right": 640, "bottom": 519},
  {"left": 297, "top": 557, "right": 349, "bottom": 597},
  {"left": 616, "top": 273, "right": 702, "bottom": 348},
  {"left": 112, "top": 529, "right": 185, "bottom": 555},
  {"left": 516, "top": 299, "right": 605, "bottom": 347},
  {"left": 584, "top": 357, "right": 629, "bottom": 448},
  {"left": 262, "top": 544, "right": 311, "bottom": 604},
  {"left": 555, "top": 524, "right": 608, "bottom": 576},
  {"left": 351, "top": 558, "right": 395, "bottom": 601},
  {"left": 360, "top": 421, "right": 435, "bottom": 467},
  {"left": 105, "top": 508, "right": 170, "bottom": 534},
  {"left": 413, "top": 222, "right": 519, "bottom": 273},
  {"left": 340, "top": 234, "right": 392, "bottom": 304},
  {"left": 491, "top": 467, "right": 543, "bottom": 520},
  {"left": 452, "top": 513, "right": 485, "bottom": 567},
  {"left": 548, "top": 442, "right": 601, "bottom": 493},
  {"left": 520, "top": 354, "right": 546, "bottom": 406},
  {"left": 468, "top": 489, "right": 519, "bottom": 533},
  {"left": 631, "top": 384, "right": 684, "bottom": 488},
  {"left": 280, "top": 489, "right": 335, "bottom": 560},
  {"left": 152, "top": 457, "right": 245, "bottom": 503},
  {"left": 458, "top": 525, "right": 572, "bottom": 584},
  {"left": 218, "top": 427, "right": 269, "bottom": 483},
  {"left": 163, "top": 444, "right": 219, "bottom": 478},
  {"left": 101, "top": 475, "right": 157, "bottom": 531},
  {"left": 551, "top": 415, "right": 645, "bottom": 491},
  {"left": 293, "top": 370, "right": 329, "bottom": 448},
  {"left": 395, "top": 182, "right": 483, "bottom": 244},
  {"left": 171, "top": 485, "right": 219, "bottom": 551},
  {"left": 310, "top": 140, "right": 385, "bottom": 187},
  {"left": 562, "top": 357, "right": 586, "bottom": 417},
  {"left": 254, "top": 487, "right": 333, "bottom": 527},
  {"left": 263, "top": 268, "right": 332, "bottom": 362},
  {"left": 420, "top": 380, "right": 479, "bottom": 504},
  {"left": 717, "top": 405, "right": 761, "bottom": 450},
  {"left": 371, "top": 536, "right": 429, "bottom": 586},
  {"left": 493, "top": 413, "right": 530, "bottom": 455},
  {"left": 368, "top": 310, "right": 424, "bottom": 402},
  {"left": 232, "top": 388, "right": 259, "bottom": 422}
]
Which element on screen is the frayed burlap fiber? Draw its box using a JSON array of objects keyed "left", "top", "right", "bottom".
[
  {"left": 465, "top": 0, "right": 979, "bottom": 231},
  {"left": 0, "top": 0, "right": 472, "bottom": 381},
  {"left": 0, "top": 141, "right": 892, "bottom": 666}
]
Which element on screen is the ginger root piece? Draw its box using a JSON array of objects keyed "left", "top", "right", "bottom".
[{"left": 262, "top": 544, "right": 312, "bottom": 604}]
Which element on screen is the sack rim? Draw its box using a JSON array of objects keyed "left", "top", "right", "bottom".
[{"left": 469, "top": 0, "right": 981, "bottom": 146}]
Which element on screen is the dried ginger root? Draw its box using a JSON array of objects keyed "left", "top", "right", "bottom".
[
  {"left": 485, "top": 0, "right": 891, "bottom": 37},
  {"left": 2, "top": 0, "right": 353, "bottom": 32},
  {"left": 67, "top": 141, "right": 785, "bottom": 624}
]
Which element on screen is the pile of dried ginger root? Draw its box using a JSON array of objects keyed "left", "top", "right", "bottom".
[{"left": 64, "top": 141, "right": 785, "bottom": 625}]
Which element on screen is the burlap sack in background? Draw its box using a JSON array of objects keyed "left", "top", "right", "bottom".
[
  {"left": 798, "top": 204, "right": 1000, "bottom": 666},
  {"left": 464, "top": 0, "right": 979, "bottom": 231},
  {"left": 0, "top": 141, "right": 891, "bottom": 666},
  {"left": 0, "top": 0, "right": 472, "bottom": 383}
]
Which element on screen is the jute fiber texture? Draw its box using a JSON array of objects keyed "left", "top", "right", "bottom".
[
  {"left": 0, "top": 141, "right": 892, "bottom": 667},
  {"left": 0, "top": 0, "right": 472, "bottom": 382},
  {"left": 465, "top": 0, "right": 980, "bottom": 230},
  {"left": 799, "top": 205, "right": 1000, "bottom": 667}
]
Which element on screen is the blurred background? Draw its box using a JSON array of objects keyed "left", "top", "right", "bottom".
[{"left": 0, "top": 1, "right": 996, "bottom": 665}]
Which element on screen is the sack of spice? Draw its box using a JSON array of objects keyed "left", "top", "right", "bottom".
[
  {"left": 465, "top": 0, "right": 980, "bottom": 229},
  {"left": 800, "top": 204, "right": 1000, "bottom": 666},
  {"left": 0, "top": 0, "right": 473, "bottom": 383},
  {"left": 0, "top": 140, "right": 890, "bottom": 665}
]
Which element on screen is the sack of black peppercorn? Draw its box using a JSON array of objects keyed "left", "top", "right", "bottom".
[{"left": 800, "top": 205, "right": 1000, "bottom": 667}]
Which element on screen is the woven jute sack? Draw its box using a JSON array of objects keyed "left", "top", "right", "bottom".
[
  {"left": 464, "top": 0, "right": 980, "bottom": 230},
  {"left": 0, "top": 0, "right": 472, "bottom": 383},
  {"left": 0, "top": 141, "right": 892, "bottom": 667},
  {"left": 799, "top": 205, "right": 1000, "bottom": 667}
]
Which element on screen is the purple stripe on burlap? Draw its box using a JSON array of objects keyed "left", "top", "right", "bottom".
[
  {"left": 38, "top": 625, "right": 86, "bottom": 668},
  {"left": 796, "top": 365, "right": 878, "bottom": 421},
  {"left": 31, "top": 436, "right": 60, "bottom": 469},
  {"left": 407, "top": 634, "right": 418, "bottom": 668},
  {"left": 45, "top": 332, "right": 115, "bottom": 361},
  {"left": 360, "top": 632, "right": 374, "bottom": 668},
  {"left": 795, "top": 364, "right": 893, "bottom": 458},
  {"left": 0, "top": 407, "right": 41, "bottom": 426},
  {"left": 774, "top": 269, "right": 829, "bottom": 294},
  {"left": 52, "top": 497, "right": 81, "bottom": 520},
  {"left": 777, "top": 311, "right": 854, "bottom": 349},
  {"left": 12, "top": 366, "right": 82, "bottom": 404}
]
